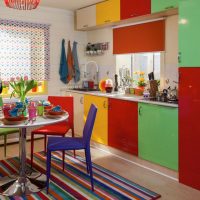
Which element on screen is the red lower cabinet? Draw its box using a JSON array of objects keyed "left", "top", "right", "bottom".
[
  {"left": 108, "top": 98, "right": 138, "bottom": 155},
  {"left": 179, "top": 67, "right": 200, "bottom": 190}
]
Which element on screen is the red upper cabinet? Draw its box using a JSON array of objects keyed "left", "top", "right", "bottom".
[
  {"left": 108, "top": 98, "right": 138, "bottom": 155},
  {"left": 120, "top": 0, "right": 151, "bottom": 20}
]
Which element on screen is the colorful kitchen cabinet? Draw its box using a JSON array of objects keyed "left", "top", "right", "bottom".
[
  {"left": 120, "top": 0, "right": 151, "bottom": 20},
  {"left": 76, "top": 5, "right": 96, "bottom": 30},
  {"left": 64, "top": 91, "right": 84, "bottom": 136},
  {"left": 84, "top": 95, "right": 108, "bottom": 145},
  {"left": 108, "top": 99, "right": 138, "bottom": 155},
  {"left": 179, "top": 68, "right": 200, "bottom": 190},
  {"left": 138, "top": 103, "right": 178, "bottom": 171},
  {"left": 179, "top": 0, "right": 200, "bottom": 67},
  {"left": 151, "top": 0, "right": 179, "bottom": 13},
  {"left": 96, "top": 0, "right": 120, "bottom": 25}
]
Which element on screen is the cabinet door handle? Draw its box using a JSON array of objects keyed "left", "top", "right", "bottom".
[
  {"left": 103, "top": 101, "right": 108, "bottom": 109},
  {"left": 165, "top": 6, "right": 174, "bottom": 10},
  {"left": 139, "top": 106, "right": 142, "bottom": 115},
  {"left": 80, "top": 97, "right": 83, "bottom": 104},
  {"left": 178, "top": 52, "right": 181, "bottom": 63},
  {"left": 83, "top": 24, "right": 88, "bottom": 28},
  {"left": 104, "top": 20, "right": 111, "bottom": 23}
]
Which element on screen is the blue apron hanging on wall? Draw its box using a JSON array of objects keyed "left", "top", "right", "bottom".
[
  {"left": 72, "top": 41, "right": 80, "bottom": 83},
  {"left": 59, "top": 39, "right": 68, "bottom": 84}
]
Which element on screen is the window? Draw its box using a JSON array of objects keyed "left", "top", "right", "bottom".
[
  {"left": 116, "top": 52, "right": 162, "bottom": 86},
  {"left": 0, "top": 19, "right": 50, "bottom": 81}
]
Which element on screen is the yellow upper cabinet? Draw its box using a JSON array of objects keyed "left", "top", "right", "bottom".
[
  {"left": 96, "top": 0, "right": 120, "bottom": 25},
  {"left": 76, "top": 5, "right": 96, "bottom": 30}
]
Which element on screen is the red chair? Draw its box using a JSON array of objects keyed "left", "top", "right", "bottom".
[{"left": 30, "top": 96, "right": 74, "bottom": 168}]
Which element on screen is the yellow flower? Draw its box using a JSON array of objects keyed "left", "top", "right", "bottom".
[
  {"left": 139, "top": 71, "right": 145, "bottom": 75},
  {"left": 133, "top": 71, "right": 138, "bottom": 75},
  {"left": 139, "top": 77, "right": 145, "bottom": 82}
]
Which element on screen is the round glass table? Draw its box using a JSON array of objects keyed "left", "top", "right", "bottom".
[{"left": 0, "top": 113, "right": 69, "bottom": 197}]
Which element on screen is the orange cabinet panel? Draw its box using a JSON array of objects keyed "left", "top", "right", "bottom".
[{"left": 113, "top": 20, "right": 165, "bottom": 54}]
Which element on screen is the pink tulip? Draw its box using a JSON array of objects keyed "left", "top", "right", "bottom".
[
  {"left": 10, "top": 77, "right": 15, "bottom": 82},
  {"left": 3, "top": 81, "right": 9, "bottom": 86},
  {"left": 24, "top": 76, "right": 28, "bottom": 81},
  {"left": 16, "top": 76, "right": 20, "bottom": 81}
]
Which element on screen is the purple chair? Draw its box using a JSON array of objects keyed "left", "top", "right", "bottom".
[{"left": 46, "top": 104, "right": 97, "bottom": 193}]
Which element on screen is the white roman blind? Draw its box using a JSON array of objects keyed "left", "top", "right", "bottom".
[{"left": 0, "top": 19, "right": 50, "bottom": 81}]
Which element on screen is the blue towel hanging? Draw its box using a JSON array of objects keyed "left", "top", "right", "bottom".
[
  {"left": 72, "top": 41, "right": 80, "bottom": 83},
  {"left": 59, "top": 39, "right": 69, "bottom": 84}
]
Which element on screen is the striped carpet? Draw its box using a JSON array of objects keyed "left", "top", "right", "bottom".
[{"left": 0, "top": 151, "right": 161, "bottom": 200}]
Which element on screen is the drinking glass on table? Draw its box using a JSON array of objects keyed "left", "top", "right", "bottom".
[
  {"left": 28, "top": 105, "right": 37, "bottom": 121},
  {"left": 3, "top": 104, "right": 11, "bottom": 118}
]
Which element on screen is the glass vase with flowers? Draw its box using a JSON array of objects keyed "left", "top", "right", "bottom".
[
  {"left": 133, "top": 71, "right": 146, "bottom": 95},
  {"left": 9, "top": 76, "right": 37, "bottom": 116}
]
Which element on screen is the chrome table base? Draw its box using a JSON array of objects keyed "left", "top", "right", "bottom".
[
  {"left": 0, "top": 172, "right": 46, "bottom": 196},
  {"left": 0, "top": 128, "right": 46, "bottom": 197}
]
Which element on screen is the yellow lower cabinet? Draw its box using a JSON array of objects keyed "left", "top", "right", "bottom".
[{"left": 84, "top": 95, "right": 108, "bottom": 145}]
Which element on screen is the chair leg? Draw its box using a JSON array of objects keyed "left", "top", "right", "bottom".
[
  {"left": 4, "top": 135, "right": 7, "bottom": 158},
  {"left": 62, "top": 150, "right": 65, "bottom": 171},
  {"left": 85, "top": 149, "right": 89, "bottom": 174},
  {"left": 85, "top": 147, "right": 94, "bottom": 191},
  {"left": 62, "top": 135, "right": 65, "bottom": 171},
  {"left": 30, "top": 133, "right": 34, "bottom": 168},
  {"left": 46, "top": 150, "right": 51, "bottom": 194},
  {"left": 44, "top": 135, "right": 47, "bottom": 153},
  {"left": 72, "top": 128, "right": 76, "bottom": 158}
]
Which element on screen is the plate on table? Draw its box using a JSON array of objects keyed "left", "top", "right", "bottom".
[
  {"left": 44, "top": 111, "right": 67, "bottom": 119},
  {"left": 2, "top": 116, "right": 28, "bottom": 125}
]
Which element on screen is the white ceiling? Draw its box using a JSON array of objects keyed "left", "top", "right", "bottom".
[{"left": 39, "top": 0, "right": 104, "bottom": 11}]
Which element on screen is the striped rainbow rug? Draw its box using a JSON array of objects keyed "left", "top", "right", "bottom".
[{"left": 0, "top": 152, "right": 161, "bottom": 200}]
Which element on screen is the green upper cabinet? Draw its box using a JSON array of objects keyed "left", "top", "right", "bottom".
[
  {"left": 179, "top": 0, "right": 200, "bottom": 67},
  {"left": 138, "top": 103, "right": 178, "bottom": 171},
  {"left": 151, "top": 0, "right": 179, "bottom": 13}
]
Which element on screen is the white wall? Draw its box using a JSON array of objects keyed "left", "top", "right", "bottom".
[
  {"left": 0, "top": 4, "right": 87, "bottom": 95},
  {"left": 86, "top": 27, "right": 116, "bottom": 81},
  {"left": 163, "top": 15, "right": 178, "bottom": 88}
]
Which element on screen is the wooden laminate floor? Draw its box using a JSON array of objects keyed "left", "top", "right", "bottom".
[{"left": 1, "top": 139, "right": 200, "bottom": 200}]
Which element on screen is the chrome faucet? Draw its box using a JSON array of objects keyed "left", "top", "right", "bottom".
[{"left": 84, "top": 61, "right": 99, "bottom": 86}]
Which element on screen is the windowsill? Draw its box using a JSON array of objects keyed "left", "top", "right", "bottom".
[{"left": 1, "top": 93, "right": 48, "bottom": 103}]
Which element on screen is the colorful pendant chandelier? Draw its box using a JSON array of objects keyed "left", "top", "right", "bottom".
[{"left": 4, "top": 0, "right": 41, "bottom": 10}]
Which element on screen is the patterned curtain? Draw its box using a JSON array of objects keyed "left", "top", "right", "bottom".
[{"left": 0, "top": 19, "right": 50, "bottom": 81}]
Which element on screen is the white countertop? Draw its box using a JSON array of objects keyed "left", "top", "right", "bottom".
[{"left": 64, "top": 89, "right": 178, "bottom": 108}]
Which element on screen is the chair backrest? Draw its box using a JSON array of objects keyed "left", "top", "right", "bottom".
[
  {"left": 83, "top": 104, "right": 97, "bottom": 145},
  {"left": 48, "top": 96, "right": 74, "bottom": 128}
]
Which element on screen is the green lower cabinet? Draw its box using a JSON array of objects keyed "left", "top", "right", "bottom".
[
  {"left": 138, "top": 103, "right": 178, "bottom": 171},
  {"left": 151, "top": 0, "right": 179, "bottom": 13},
  {"left": 179, "top": 0, "right": 200, "bottom": 67}
]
